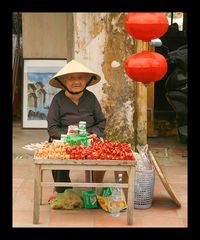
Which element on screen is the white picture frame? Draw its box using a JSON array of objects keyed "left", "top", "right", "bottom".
[{"left": 22, "top": 59, "right": 67, "bottom": 128}]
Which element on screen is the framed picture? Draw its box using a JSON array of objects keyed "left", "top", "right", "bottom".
[{"left": 22, "top": 59, "right": 67, "bottom": 128}]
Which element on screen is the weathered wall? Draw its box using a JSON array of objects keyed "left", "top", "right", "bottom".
[{"left": 74, "top": 13, "right": 136, "bottom": 145}]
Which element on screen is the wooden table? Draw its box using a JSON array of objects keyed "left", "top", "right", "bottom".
[{"left": 33, "top": 158, "right": 136, "bottom": 225}]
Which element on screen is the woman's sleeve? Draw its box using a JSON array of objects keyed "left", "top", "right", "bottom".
[
  {"left": 88, "top": 96, "right": 106, "bottom": 138},
  {"left": 47, "top": 96, "right": 66, "bottom": 139}
]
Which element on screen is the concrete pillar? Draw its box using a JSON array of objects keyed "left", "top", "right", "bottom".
[{"left": 74, "top": 13, "right": 136, "bottom": 146}]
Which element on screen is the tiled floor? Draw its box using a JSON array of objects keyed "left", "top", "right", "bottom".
[{"left": 13, "top": 126, "right": 187, "bottom": 227}]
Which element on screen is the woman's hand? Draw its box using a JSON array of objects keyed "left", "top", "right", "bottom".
[{"left": 88, "top": 133, "right": 97, "bottom": 139}]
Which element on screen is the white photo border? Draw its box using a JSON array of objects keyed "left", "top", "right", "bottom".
[{"left": 22, "top": 59, "right": 67, "bottom": 128}]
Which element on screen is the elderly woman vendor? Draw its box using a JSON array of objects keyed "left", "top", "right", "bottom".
[{"left": 47, "top": 60, "right": 106, "bottom": 202}]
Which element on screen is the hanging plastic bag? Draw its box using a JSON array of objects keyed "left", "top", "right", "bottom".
[{"left": 136, "top": 144, "right": 153, "bottom": 170}]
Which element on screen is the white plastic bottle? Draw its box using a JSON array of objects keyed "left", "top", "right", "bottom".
[{"left": 110, "top": 173, "right": 123, "bottom": 217}]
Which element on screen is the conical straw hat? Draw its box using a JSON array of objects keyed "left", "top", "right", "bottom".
[{"left": 49, "top": 60, "right": 101, "bottom": 89}]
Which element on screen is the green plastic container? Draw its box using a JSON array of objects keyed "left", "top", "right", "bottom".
[
  {"left": 82, "top": 190, "right": 97, "bottom": 208},
  {"left": 64, "top": 135, "right": 89, "bottom": 147}
]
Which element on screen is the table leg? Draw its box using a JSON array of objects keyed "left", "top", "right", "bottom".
[
  {"left": 85, "top": 170, "right": 91, "bottom": 182},
  {"left": 40, "top": 169, "right": 43, "bottom": 205},
  {"left": 127, "top": 166, "right": 135, "bottom": 225},
  {"left": 33, "top": 165, "right": 41, "bottom": 224}
]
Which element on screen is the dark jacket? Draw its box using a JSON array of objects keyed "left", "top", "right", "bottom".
[{"left": 47, "top": 89, "right": 106, "bottom": 139}]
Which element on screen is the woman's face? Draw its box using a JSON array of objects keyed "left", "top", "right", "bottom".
[{"left": 64, "top": 73, "right": 88, "bottom": 93}]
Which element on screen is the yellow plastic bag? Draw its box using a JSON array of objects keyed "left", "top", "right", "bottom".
[{"left": 96, "top": 188, "right": 127, "bottom": 213}]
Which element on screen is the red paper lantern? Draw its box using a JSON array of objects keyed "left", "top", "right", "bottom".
[
  {"left": 125, "top": 51, "right": 168, "bottom": 84},
  {"left": 125, "top": 12, "right": 169, "bottom": 41}
]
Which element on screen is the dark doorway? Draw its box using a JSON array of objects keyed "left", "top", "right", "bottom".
[
  {"left": 13, "top": 12, "right": 23, "bottom": 123},
  {"left": 153, "top": 12, "right": 187, "bottom": 139}
]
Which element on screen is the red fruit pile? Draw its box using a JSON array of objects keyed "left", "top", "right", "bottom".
[{"left": 65, "top": 138, "right": 135, "bottom": 160}]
